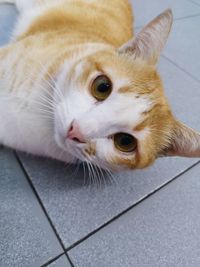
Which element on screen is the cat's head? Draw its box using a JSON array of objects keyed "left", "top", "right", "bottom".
[{"left": 54, "top": 9, "right": 200, "bottom": 171}]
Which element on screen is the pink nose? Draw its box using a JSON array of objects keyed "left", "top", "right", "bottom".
[{"left": 67, "top": 121, "right": 86, "bottom": 143}]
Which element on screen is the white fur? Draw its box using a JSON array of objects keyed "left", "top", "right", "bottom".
[{"left": 0, "top": 51, "right": 74, "bottom": 163}]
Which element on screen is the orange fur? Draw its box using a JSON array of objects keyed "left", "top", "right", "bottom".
[{"left": 19, "top": 0, "right": 133, "bottom": 46}]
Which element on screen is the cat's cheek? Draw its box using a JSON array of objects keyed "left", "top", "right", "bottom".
[
  {"left": 94, "top": 138, "right": 121, "bottom": 171},
  {"left": 95, "top": 138, "right": 139, "bottom": 171},
  {"left": 53, "top": 102, "right": 72, "bottom": 141},
  {"left": 54, "top": 129, "right": 65, "bottom": 150}
]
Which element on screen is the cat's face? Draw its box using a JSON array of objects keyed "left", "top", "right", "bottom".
[
  {"left": 54, "top": 9, "right": 200, "bottom": 170},
  {"left": 54, "top": 52, "right": 173, "bottom": 171}
]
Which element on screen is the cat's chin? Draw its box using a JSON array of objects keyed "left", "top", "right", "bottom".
[{"left": 54, "top": 131, "right": 72, "bottom": 154}]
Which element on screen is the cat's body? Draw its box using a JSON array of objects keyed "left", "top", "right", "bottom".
[{"left": 0, "top": 0, "right": 200, "bottom": 171}]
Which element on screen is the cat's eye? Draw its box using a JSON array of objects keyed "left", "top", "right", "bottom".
[
  {"left": 114, "top": 133, "right": 137, "bottom": 153},
  {"left": 91, "top": 75, "right": 112, "bottom": 101}
]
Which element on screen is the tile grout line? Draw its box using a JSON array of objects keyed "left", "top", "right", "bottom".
[
  {"left": 41, "top": 252, "right": 75, "bottom": 267},
  {"left": 173, "top": 13, "right": 200, "bottom": 21},
  {"left": 162, "top": 55, "right": 200, "bottom": 84},
  {"left": 41, "top": 252, "right": 65, "bottom": 267},
  {"left": 186, "top": 0, "right": 200, "bottom": 7},
  {"left": 64, "top": 160, "right": 200, "bottom": 253},
  {"left": 65, "top": 252, "right": 75, "bottom": 267},
  {"left": 14, "top": 152, "right": 73, "bottom": 267},
  {"left": 135, "top": 13, "right": 200, "bottom": 29}
]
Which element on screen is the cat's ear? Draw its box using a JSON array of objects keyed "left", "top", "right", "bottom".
[
  {"left": 161, "top": 121, "right": 200, "bottom": 158},
  {"left": 119, "top": 9, "right": 173, "bottom": 65}
]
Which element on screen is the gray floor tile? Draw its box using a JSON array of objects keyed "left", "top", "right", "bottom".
[
  {"left": 18, "top": 53, "right": 200, "bottom": 248},
  {"left": 131, "top": 0, "right": 200, "bottom": 27},
  {"left": 0, "top": 148, "right": 63, "bottom": 267},
  {"left": 68, "top": 163, "right": 200, "bottom": 267},
  {"left": 18, "top": 156, "right": 197, "bottom": 249},
  {"left": 164, "top": 15, "right": 200, "bottom": 82},
  {"left": 47, "top": 255, "right": 71, "bottom": 267},
  {"left": 188, "top": 0, "right": 200, "bottom": 5},
  {"left": 0, "top": 4, "right": 17, "bottom": 46},
  {"left": 159, "top": 58, "right": 200, "bottom": 131}
]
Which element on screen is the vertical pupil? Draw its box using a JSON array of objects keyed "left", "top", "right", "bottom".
[{"left": 98, "top": 83, "right": 109, "bottom": 93}]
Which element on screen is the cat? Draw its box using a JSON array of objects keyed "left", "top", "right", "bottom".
[{"left": 0, "top": 0, "right": 199, "bottom": 172}]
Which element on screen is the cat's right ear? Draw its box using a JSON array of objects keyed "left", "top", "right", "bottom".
[{"left": 119, "top": 9, "right": 173, "bottom": 65}]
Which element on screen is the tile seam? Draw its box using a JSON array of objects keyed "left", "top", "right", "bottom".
[
  {"left": 135, "top": 13, "right": 200, "bottom": 29},
  {"left": 186, "top": 0, "right": 200, "bottom": 7},
  {"left": 64, "top": 160, "right": 200, "bottom": 252},
  {"left": 14, "top": 152, "right": 70, "bottom": 264},
  {"left": 162, "top": 55, "right": 200, "bottom": 84},
  {"left": 41, "top": 252, "right": 65, "bottom": 267}
]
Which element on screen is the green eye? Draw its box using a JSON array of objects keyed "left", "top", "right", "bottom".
[
  {"left": 114, "top": 133, "right": 137, "bottom": 153},
  {"left": 91, "top": 75, "right": 112, "bottom": 101}
]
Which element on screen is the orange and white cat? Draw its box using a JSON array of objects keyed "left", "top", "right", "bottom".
[{"left": 0, "top": 0, "right": 200, "bottom": 171}]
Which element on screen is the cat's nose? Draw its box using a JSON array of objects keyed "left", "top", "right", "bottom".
[{"left": 67, "top": 121, "right": 86, "bottom": 143}]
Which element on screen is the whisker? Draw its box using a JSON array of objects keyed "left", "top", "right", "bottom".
[
  {"left": 37, "top": 94, "right": 55, "bottom": 108},
  {"left": 82, "top": 162, "right": 87, "bottom": 186},
  {"left": 86, "top": 161, "right": 92, "bottom": 188},
  {"left": 88, "top": 161, "right": 95, "bottom": 187},
  {"left": 38, "top": 61, "right": 64, "bottom": 103},
  {"left": 93, "top": 163, "right": 101, "bottom": 188},
  {"left": 93, "top": 162, "right": 103, "bottom": 188}
]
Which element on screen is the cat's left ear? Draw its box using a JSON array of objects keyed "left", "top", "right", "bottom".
[
  {"left": 119, "top": 9, "right": 173, "bottom": 65},
  {"left": 160, "top": 121, "right": 200, "bottom": 158}
]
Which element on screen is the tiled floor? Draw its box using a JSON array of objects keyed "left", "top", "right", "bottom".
[{"left": 0, "top": 1, "right": 200, "bottom": 267}]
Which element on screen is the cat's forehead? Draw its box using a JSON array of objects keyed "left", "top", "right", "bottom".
[{"left": 86, "top": 52, "right": 162, "bottom": 94}]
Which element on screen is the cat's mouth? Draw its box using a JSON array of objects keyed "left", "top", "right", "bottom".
[
  {"left": 54, "top": 127, "right": 90, "bottom": 161},
  {"left": 56, "top": 133, "right": 76, "bottom": 153}
]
